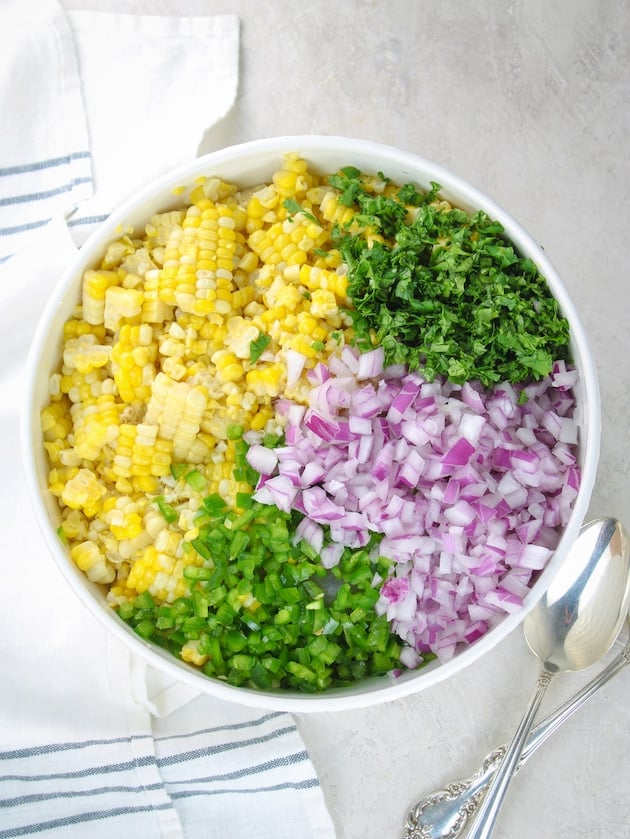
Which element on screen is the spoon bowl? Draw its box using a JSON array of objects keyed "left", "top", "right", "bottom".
[
  {"left": 524, "top": 516, "right": 630, "bottom": 672},
  {"left": 464, "top": 516, "right": 630, "bottom": 839}
]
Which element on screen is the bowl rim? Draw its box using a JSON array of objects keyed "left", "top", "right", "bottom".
[{"left": 21, "top": 135, "right": 601, "bottom": 712}]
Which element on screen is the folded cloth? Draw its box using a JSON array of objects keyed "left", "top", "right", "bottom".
[
  {"left": 0, "top": 4, "right": 336, "bottom": 837},
  {"left": 0, "top": 0, "right": 92, "bottom": 264},
  {"left": 65, "top": 9, "right": 241, "bottom": 239}
]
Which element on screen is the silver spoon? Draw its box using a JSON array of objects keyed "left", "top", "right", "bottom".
[
  {"left": 404, "top": 517, "right": 630, "bottom": 839},
  {"left": 464, "top": 516, "right": 630, "bottom": 839},
  {"left": 403, "top": 612, "right": 630, "bottom": 839}
]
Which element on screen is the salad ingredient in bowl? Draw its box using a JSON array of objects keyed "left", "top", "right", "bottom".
[{"left": 31, "top": 140, "right": 594, "bottom": 707}]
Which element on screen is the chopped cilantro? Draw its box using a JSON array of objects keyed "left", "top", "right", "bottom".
[
  {"left": 282, "top": 198, "right": 319, "bottom": 225},
  {"left": 329, "top": 168, "right": 570, "bottom": 386},
  {"left": 250, "top": 333, "right": 271, "bottom": 364}
]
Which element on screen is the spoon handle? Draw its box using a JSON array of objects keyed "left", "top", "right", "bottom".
[
  {"left": 403, "top": 642, "right": 630, "bottom": 839},
  {"left": 520, "top": 641, "right": 630, "bottom": 762},
  {"left": 463, "top": 668, "right": 554, "bottom": 839}
]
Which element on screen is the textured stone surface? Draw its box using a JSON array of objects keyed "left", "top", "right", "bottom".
[{"left": 64, "top": 2, "right": 630, "bottom": 836}]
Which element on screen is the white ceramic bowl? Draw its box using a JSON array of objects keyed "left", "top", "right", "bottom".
[{"left": 22, "top": 136, "right": 601, "bottom": 712}]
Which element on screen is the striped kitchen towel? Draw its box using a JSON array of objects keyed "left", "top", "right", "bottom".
[
  {"left": 0, "top": 3, "right": 336, "bottom": 837},
  {"left": 0, "top": 0, "right": 92, "bottom": 264},
  {"left": 0, "top": 614, "right": 334, "bottom": 838},
  {"left": 0, "top": 632, "right": 332, "bottom": 839}
]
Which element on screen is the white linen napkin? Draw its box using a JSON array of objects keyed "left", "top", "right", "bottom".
[
  {"left": 0, "top": 3, "right": 336, "bottom": 837},
  {"left": 65, "top": 9, "right": 241, "bottom": 240},
  {"left": 0, "top": 1, "right": 92, "bottom": 264}
]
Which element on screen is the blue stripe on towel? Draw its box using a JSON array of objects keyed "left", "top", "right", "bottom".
[
  {"left": 0, "top": 151, "right": 91, "bottom": 178},
  {"left": 0, "top": 178, "right": 92, "bottom": 208},
  {"left": 153, "top": 711, "right": 284, "bottom": 744},
  {"left": 66, "top": 214, "right": 109, "bottom": 228},
  {"left": 0, "top": 755, "right": 158, "bottom": 783},
  {"left": 0, "top": 783, "right": 164, "bottom": 810},
  {"left": 0, "top": 803, "right": 174, "bottom": 838},
  {"left": 171, "top": 751, "right": 309, "bottom": 789},
  {"left": 0, "top": 751, "right": 313, "bottom": 810},
  {"left": 0, "top": 218, "right": 51, "bottom": 237},
  {"left": 0, "top": 149, "right": 93, "bottom": 259},
  {"left": 173, "top": 749, "right": 311, "bottom": 786},
  {"left": 171, "top": 777, "right": 322, "bottom": 800},
  {"left": 155, "top": 724, "right": 297, "bottom": 768},
  {"left": 0, "top": 734, "right": 153, "bottom": 762}
]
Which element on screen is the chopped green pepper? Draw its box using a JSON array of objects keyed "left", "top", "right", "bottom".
[{"left": 118, "top": 497, "right": 411, "bottom": 693}]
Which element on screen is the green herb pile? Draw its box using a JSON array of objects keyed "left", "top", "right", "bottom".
[{"left": 329, "top": 167, "right": 570, "bottom": 386}]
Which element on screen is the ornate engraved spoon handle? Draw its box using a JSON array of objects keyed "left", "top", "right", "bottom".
[{"left": 403, "top": 641, "right": 630, "bottom": 839}]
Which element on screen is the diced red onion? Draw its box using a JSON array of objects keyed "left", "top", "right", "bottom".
[
  {"left": 320, "top": 541, "right": 344, "bottom": 569},
  {"left": 293, "top": 516, "right": 324, "bottom": 554},
  {"left": 302, "top": 486, "right": 345, "bottom": 521},
  {"left": 340, "top": 344, "right": 360, "bottom": 374},
  {"left": 285, "top": 349, "right": 307, "bottom": 387},
  {"left": 383, "top": 363, "right": 408, "bottom": 380},
  {"left": 307, "top": 362, "right": 330, "bottom": 385},
  {"left": 551, "top": 360, "right": 579, "bottom": 391},
  {"left": 246, "top": 444, "right": 279, "bottom": 477},
  {"left": 253, "top": 474, "right": 297, "bottom": 513},
  {"left": 442, "top": 437, "right": 476, "bottom": 467},
  {"left": 300, "top": 461, "right": 327, "bottom": 487},
  {"left": 356, "top": 346, "right": 385, "bottom": 380},
  {"left": 304, "top": 410, "right": 340, "bottom": 441},
  {"left": 254, "top": 350, "right": 581, "bottom": 665}
]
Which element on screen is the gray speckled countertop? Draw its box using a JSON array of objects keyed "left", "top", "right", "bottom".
[{"left": 63, "top": 2, "right": 630, "bottom": 836}]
